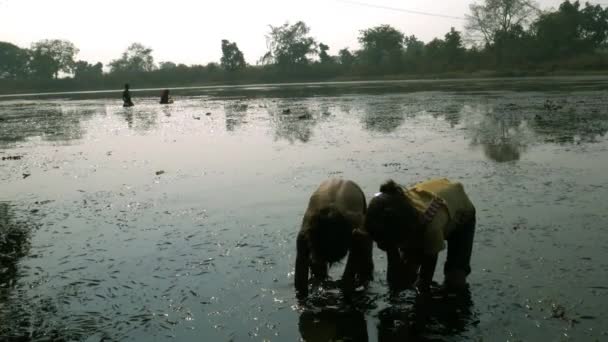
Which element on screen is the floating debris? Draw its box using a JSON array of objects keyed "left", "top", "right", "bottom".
[
  {"left": 544, "top": 99, "right": 563, "bottom": 111},
  {"left": 297, "top": 114, "right": 311, "bottom": 120},
  {"left": 2, "top": 155, "right": 23, "bottom": 161},
  {"left": 550, "top": 303, "right": 579, "bottom": 326}
]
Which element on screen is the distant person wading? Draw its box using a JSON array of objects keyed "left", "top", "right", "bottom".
[
  {"left": 122, "top": 84, "right": 134, "bottom": 107},
  {"left": 160, "top": 89, "right": 173, "bottom": 104}
]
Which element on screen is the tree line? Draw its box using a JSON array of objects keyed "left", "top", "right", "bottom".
[{"left": 1, "top": 0, "right": 607, "bottom": 93}]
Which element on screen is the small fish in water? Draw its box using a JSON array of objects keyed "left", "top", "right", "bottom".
[
  {"left": 22, "top": 173, "right": 31, "bottom": 179},
  {"left": 2, "top": 155, "right": 23, "bottom": 160},
  {"left": 206, "top": 112, "right": 211, "bottom": 116},
  {"left": 193, "top": 116, "right": 201, "bottom": 120},
  {"left": 282, "top": 109, "right": 291, "bottom": 114},
  {"left": 155, "top": 170, "right": 165, "bottom": 176}
]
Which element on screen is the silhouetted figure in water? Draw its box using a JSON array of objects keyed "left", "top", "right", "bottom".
[
  {"left": 295, "top": 179, "right": 373, "bottom": 300},
  {"left": 160, "top": 89, "right": 173, "bottom": 104},
  {"left": 122, "top": 83, "right": 134, "bottom": 107},
  {"left": 366, "top": 179, "right": 476, "bottom": 293}
]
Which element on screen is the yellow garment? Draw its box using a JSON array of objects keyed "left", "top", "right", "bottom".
[{"left": 404, "top": 178, "right": 475, "bottom": 255}]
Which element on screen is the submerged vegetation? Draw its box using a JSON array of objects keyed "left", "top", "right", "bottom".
[{"left": 1, "top": 0, "right": 607, "bottom": 93}]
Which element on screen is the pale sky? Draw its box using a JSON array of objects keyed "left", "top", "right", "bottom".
[{"left": 0, "top": 0, "right": 595, "bottom": 66}]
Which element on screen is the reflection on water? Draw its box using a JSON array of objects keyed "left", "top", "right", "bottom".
[
  {"left": 0, "top": 102, "right": 101, "bottom": 147},
  {"left": 297, "top": 282, "right": 476, "bottom": 341},
  {"left": 1, "top": 82, "right": 608, "bottom": 341},
  {"left": 0, "top": 202, "right": 36, "bottom": 339},
  {"left": 463, "top": 104, "right": 534, "bottom": 162},
  {"left": 361, "top": 99, "right": 408, "bottom": 133},
  {"left": 299, "top": 309, "right": 369, "bottom": 342},
  {"left": 0, "top": 202, "right": 31, "bottom": 289},
  {"left": 113, "top": 106, "right": 160, "bottom": 132},
  {"left": 270, "top": 99, "right": 321, "bottom": 143},
  {"left": 224, "top": 100, "right": 249, "bottom": 132},
  {"left": 2, "top": 90, "right": 607, "bottom": 158},
  {"left": 376, "top": 289, "right": 476, "bottom": 341},
  {"left": 296, "top": 279, "right": 373, "bottom": 342},
  {"left": 459, "top": 94, "right": 608, "bottom": 162},
  {"left": 532, "top": 98, "right": 608, "bottom": 144}
]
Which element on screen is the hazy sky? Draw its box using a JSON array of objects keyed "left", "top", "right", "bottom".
[{"left": 0, "top": 0, "right": 597, "bottom": 66}]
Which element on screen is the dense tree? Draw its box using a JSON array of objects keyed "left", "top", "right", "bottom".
[
  {"left": 424, "top": 38, "right": 446, "bottom": 71},
  {"left": 30, "top": 39, "right": 79, "bottom": 79},
  {"left": 358, "top": 25, "right": 404, "bottom": 72},
  {"left": 0, "top": 42, "right": 29, "bottom": 79},
  {"left": 532, "top": 1, "right": 608, "bottom": 60},
  {"left": 580, "top": 2, "right": 608, "bottom": 47},
  {"left": 206, "top": 62, "right": 221, "bottom": 73},
  {"left": 443, "top": 28, "right": 466, "bottom": 64},
  {"left": 0, "top": 0, "right": 607, "bottom": 92},
  {"left": 28, "top": 53, "right": 57, "bottom": 79},
  {"left": 109, "top": 43, "right": 156, "bottom": 73},
  {"left": 491, "top": 24, "right": 533, "bottom": 66},
  {"left": 422, "top": 28, "right": 467, "bottom": 72},
  {"left": 402, "top": 35, "right": 425, "bottom": 72},
  {"left": 159, "top": 61, "right": 177, "bottom": 70},
  {"left": 403, "top": 35, "right": 424, "bottom": 56},
  {"left": 264, "top": 21, "right": 317, "bottom": 66},
  {"left": 338, "top": 48, "right": 355, "bottom": 67},
  {"left": 220, "top": 40, "right": 246, "bottom": 71},
  {"left": 73, "top": 61, "right": 103, "bottom": 79},
  {"left": 466, "top": 0, "right": 540, "bottom": 45},
  {"left": 318, "top": 43, "right": 333, "bottom": 64}
]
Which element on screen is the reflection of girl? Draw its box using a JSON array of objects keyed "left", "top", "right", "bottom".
[
  {"left": 299, "top": 310, "right": 368, "bottom": 341},
  {"left": 160, "top": 89, "right": 173, "bottom": 104},
  {"left": 122, "top": 83, "right": 134, "bottom": 107}
]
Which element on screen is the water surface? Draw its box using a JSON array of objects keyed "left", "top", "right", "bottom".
[{"left": 1, "top": 79, "right": 607, "bottom": 341}]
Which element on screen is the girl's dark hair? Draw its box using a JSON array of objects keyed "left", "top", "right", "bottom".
[
  {"left": 365, "top": 180, "right": 417, "bottom": 246},
  {"left": 308, "top": 205, "right": 351, "bottom": 264},
  {"left": 379, "top": 179, "right": 404, "bottom": 196}
]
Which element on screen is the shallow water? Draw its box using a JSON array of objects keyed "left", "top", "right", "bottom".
[{"left": 1, "top": 79, "right": 608, "bottom": 341}]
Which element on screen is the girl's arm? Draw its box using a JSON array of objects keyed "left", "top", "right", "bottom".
[
  {"left": 386, "top": 247, "right": 410, "bottom": 291},
  {"left": 295, "top": 233, "right": 310, "bottom": 299},
  {"left": 417, "top": 253, "right": 438, "bottom": 292}
]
